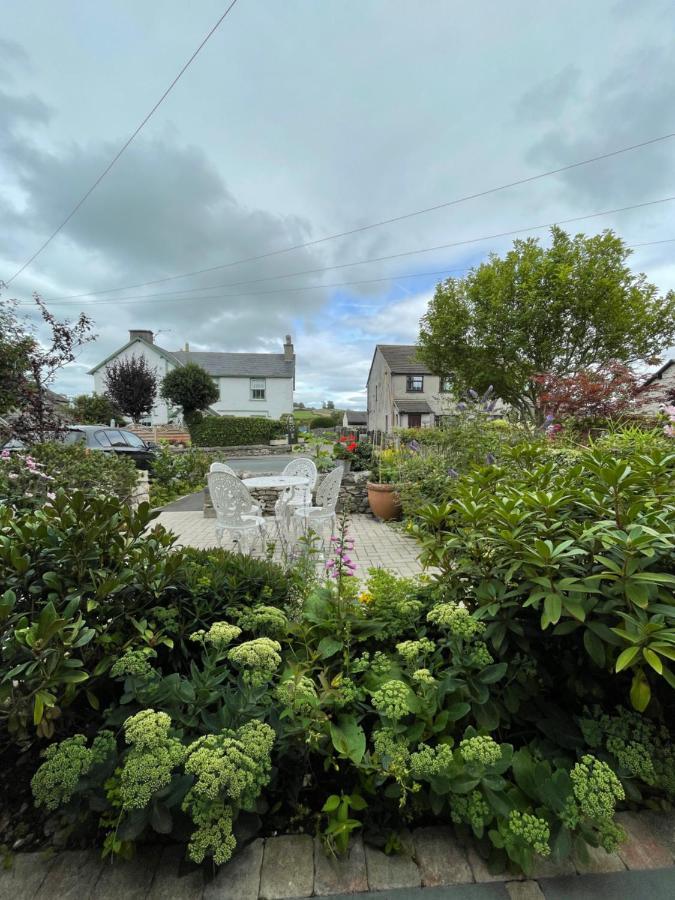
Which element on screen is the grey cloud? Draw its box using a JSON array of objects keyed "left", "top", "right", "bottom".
[{"left": 515, "top": 65, "right": 581, "bottom": 123}]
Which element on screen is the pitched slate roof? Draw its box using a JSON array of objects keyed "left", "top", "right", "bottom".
[
  {"left": 377, "top": 345, "right": 431, "bottom": 374},
  {"left": 89, "top": 336, "right": 294, "bottom": 379},
  {"left": 344, "top": 410, "right": 368, "bottom": 424},
  {"left": 394, "top": 399, "right": 433, "bottom": 413},
  {"left": 644, "top": 359, "right": 675, "bottom": 385},
  {"left": 170, "top": 351, "right": 294, "bottom": 378}
]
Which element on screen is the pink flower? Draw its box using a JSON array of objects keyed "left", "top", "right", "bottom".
[
  {"left": 8, "top": 473, "right": 18, "bottom": 480},
  {"left": 47, "top": 492, "right": 56, "bottom": 500},
  {"left": 1, "top": 450, "right": 10, "bottom": 460}
]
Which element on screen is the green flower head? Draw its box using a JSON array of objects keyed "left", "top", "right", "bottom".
[
  {"left": 412, "top": 668, "right": 436, "bottom": 685},
  {"left": 371, "top": 680, "right": 410, "bottom": 720},
  {"left": 228, "top": 638, "right": 282, "bottom": 686},
  {"left": 123, "top": 709, "right": 172, "bottom": 750},
  {"left": 570, "top": 755, "right": 625, "bottom": 822},
  {"left": 410, "top": 743, "right": 454, "bottom": 779},
  {"left": 508, "top": 810, "right": 551, "bottom": 856},
  {"left": 205, "top": 621, "right": 242, "bottom": 649},
  {"left": 111, "top": 650, "right": 156, "bottom": 679},
  {"left": 427, "top": 603, "right": 485, "bottom": 638},
  {"left": 238, "top": 606, "right": 288, "bottom": 637},
  {"left": 396, "top": 638, "right": 435, "bottom": 665},
  {"left": 275, "top": 675, "right": 318, "bottom": 713},
  {"left": 32, "top": 732, "right": 115, "bottom": 811},
  {"left": 459, "top": 735, "right": 502, "bottom": 766}
]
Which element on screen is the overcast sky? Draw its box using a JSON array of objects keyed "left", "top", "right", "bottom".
[{"left": 2, "top": 0, "right": 674, "bottom": 408}]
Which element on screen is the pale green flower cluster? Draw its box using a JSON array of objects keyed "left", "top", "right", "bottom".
[
  {"left": 365, "top": 569, "right": 423, "bottom": 638},
  {"left": 427, "top": 603, "right": 485, "bottom": 638},
  {"left": 459, "top": 735, "right": 502, "bottom": 766},
  {"left": 351, "top": 650, "right": 391, "bottom": 676},
  {"left": 238, "top": 605, "right": 288, "bottom": 636},
  {"left": 598, "top": 820, "right": 627, "bottom": 853},
  {"left": 410, "top": 743, "right": 454, "bottom": 779},
  {"left": 373, "top": 727, "right": 410, "bottom": 773},
  {"left": 396, "top": 638, "right": 435, "bottom": 665},
  {"left": 228, "top": 638, "right": 282, "bottom": 686},
  {"left": 182, "top": 722, "right": 274, "bottom": 865},
  {"left": 606, "top": 737, "right": 656, "bottom": 784},
  {"left": 570, "top": 755, "right": 625, "bottom": 822},
  {"left": 449, "top": 790, "right": 491, "bottom": 832},
  {"left": 275, "top": 676, "right": 317, "bottom": 713},
  {"left": 593, "top": 707, "right": 675, "bottom": 796},
  {"left": 412, "top": 668, "right": 436, "bottom": 685},
  {"left": 468, "top": 641, "right": 494, "bottom": 668},
  {"left": 371, "top": 680, "right": 410, "bottom": 720},
  {"left": 32, "top": 731, "right": 116, "bottom": 811},
  {"left": 205, "top": 622, "right": 242, "bottom": 649},
  {"left": 508, "top": 810, "right": 551, "bottom": 856},
  {"left": 120, "top": 710, "right": 184, "bottom": 810},
  {"left": 111, "top": 650, "right": 155, "bottom": 679}
]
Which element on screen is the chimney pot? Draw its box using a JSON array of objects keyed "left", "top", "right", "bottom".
[
  {"left": 283, "top": 334, "right": 294, "bottom": 361},
  {"left": 184, "top": 341, "right": 189, "bottom": 352}
]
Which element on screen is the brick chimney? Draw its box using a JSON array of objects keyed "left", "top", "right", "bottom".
[
  {"left": 129, "top": 329, "right": 153, "bottom": 344},
  {"left": 283, "top": 334, "right": 294, "bottom": 361}
]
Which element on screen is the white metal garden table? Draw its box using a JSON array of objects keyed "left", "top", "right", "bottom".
[{"left": 242, "top": 475, "right": 311, "bottom": 548}]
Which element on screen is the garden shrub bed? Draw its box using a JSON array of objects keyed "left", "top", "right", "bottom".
[{"left": 1, "top": 430, "right": 673, "bottom": 877}]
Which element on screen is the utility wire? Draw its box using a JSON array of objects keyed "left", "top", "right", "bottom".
[
  {"left": 5, "top": 0, "right": 241, "bottom": 286},
  {"left": 39, "top": 131, "right": 675, "bottom": 301},
  {"left": 37, "top": 194, "right": 675, "bottom": 305},
  {"left": 15, "top": 235, "right": 675, "bottom": 310}
]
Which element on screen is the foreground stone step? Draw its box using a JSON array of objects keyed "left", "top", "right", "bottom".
[
  {"left": 412, "top": 826, "right": 473, "bottom": 886},
  {"left": 616, "top": 812, "right": 674, "bottom": 870},
  {"left": 313, "top": 835, "right": 368, "bottom": 896},
  {"left": 259, "top": 834, "right": 314, "bottom": 900},
  {"left": 0, "top": 851, "right": 55, "bottom": 900},
  {"left": 204, "top": 839, "right": 263, "bottom": 900}
]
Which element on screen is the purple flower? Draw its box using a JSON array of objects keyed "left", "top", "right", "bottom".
[
  {"left": 447, "top": 467, "right": 459, "bottom": 478},
  {"left": 468, "top": 389, "right": 479, "bottom": 400},
  {"left": 485, "top": 453, "right": 496, "bottom": 465},
  {"left": 1, "top": 450, "right": 10, "bottom": 460},
  {"left": 408, "top": 440, "right": 421, "bottom": 453},
  {"left": 456, "top": 402, "right": 466, "bottom": 412}
]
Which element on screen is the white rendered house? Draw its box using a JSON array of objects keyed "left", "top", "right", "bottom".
[{"left": 89, "top": 330, "right": 295, "bottom": 425}]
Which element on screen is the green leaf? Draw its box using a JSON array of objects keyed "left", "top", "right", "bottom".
[
  {"left": 445, "top": 701, "right": 471, "bottom": 721},
  {"left": 317, "top": 637, "right": 342, "bottom": 659},
  {"left": 643, "top": 648, "right": 663, "bottom": 675},
  {"left": 478, "top": 663, "right": 508, "bottom": 684},
  {"left": 329, "top": 716, "right": 366, "bottom": 765},
  {"left": 583, "top": 630, "right": 605, "bottom": 667},
  {"left": 615, "top": 645, "right": 640, "bottom": 672},
  {"left": 630, "top": 669, "right": 651, "bottom": 712},
  {"left": 322, "top": 795, "right": 340, "bottom": 812},
  {"left": 150, "top": 801, "right": 173, "bottom": 834}
]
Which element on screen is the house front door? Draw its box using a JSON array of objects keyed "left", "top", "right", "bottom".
[{"left": 407, "top": 413, "right": 422, "bottom": 427}]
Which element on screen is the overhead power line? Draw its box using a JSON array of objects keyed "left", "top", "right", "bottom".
[
  {"left": 15, "top": 235, "right": 675, "bottom": 311},
  {"left": 40, "top": 130, "right": 675, "bottom": 301},
  {"left": 5, "top": 0, "right": 241, "bottom": 286},
  {"left": 36, "top": 194, "right": 675, "bottom": 306}
]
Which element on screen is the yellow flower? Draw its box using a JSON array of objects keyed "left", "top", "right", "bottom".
[{"left": 358, "top": 590, "right": 373, "bottom": 604}]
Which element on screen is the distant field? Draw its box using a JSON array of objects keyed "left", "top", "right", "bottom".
[{"left": 292, "top": 409, "right": 341, "bottom": 422}]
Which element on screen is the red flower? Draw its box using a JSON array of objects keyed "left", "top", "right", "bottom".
[{"left": 347, "top": 442, "right": 357, "bottom": 452}]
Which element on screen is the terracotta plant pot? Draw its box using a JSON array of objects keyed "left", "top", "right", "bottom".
[{"left": 367, "top": 482, "right": 401, "bottom": 521}]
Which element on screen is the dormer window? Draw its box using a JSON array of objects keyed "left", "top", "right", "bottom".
[{"left": 406, "top": 375, "right": 424, "bottom": 393}]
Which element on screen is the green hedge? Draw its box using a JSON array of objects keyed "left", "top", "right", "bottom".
[{"left": 189, "top": 415, "right": 285, "bottom": 447}]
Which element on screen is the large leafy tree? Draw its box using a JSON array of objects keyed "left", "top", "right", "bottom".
[
  {"left": 103, "top": 355, "right": 158, "bottom": 423},
  {"left": 418, "top": 227, "right": 675, "bottom": 418},
  {"left": 160, "top": 363, "right": 218, "bottom": 424}
]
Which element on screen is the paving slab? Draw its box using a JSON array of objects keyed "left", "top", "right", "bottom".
[
  {"left": 572, "top": 843, "right": 625, "bottom": 875},
  {"left": 467, "top": 847, "right": 522, "bottom": 884},
  {"left": 505, "top": 881, "right": 545, "bottom": 900},
  {"left": 147, "top": 845, "right": 204, "bottom": 900},
  {"left": 204, "top": 839, "right": 264, "bottom": 900},
  {"left": 616, "top": 811, "right": 674, "bottom": 870},
  {"left": 413, "top": 826, "right": 473, "bottom": 886},
  {"left": 542, "top": 867, "right": 675, "bottom": 900},
  {"left": 93, "top": 846, "right": 163, "bottom": 899},
  {"left": 259, "top": 835, "right": 314, "bottom": 899},
  {"left": 310, "top": 884, "right": 509, "bottom": 899},
  {"left": 0, "top": 851, "right": 56, "bottom": 900},
  {"left": 313, "top": 836, "right": 368, "bottom": 896},
  {"left": 643, "top": 810, "right": 675, "bottom": 857},
  {"left": 530, "top": 855, "right": 576, "bottom": 879},
  {"left": 34, "top": 849, "right": 104, "bottom": 899},
  {"left": 364, "top": 843, "right": 421, "bottom": 891}
]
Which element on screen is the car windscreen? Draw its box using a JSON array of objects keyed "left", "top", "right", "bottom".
[
  {"left": 64, "top": 431, "right": 86, "bottom": 444},
  {"left": 122, "top": 431, "right": 146, "bottom": 448},
  {"left": 94, "top": 431, "right": 112, "bottom": 447}
]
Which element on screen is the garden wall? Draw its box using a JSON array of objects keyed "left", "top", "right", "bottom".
[
  {"left": 204, "top": 469, "right": 371, "bottom": 517},
  {"left": 173, "top": 443, "right": 293, "bottom": 457}
]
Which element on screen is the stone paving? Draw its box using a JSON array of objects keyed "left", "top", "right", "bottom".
[
  {"left": 153, "top": 510, "right": 426, "bottom": 579},
  {"left": 3, "top": 811, "right": 674, "bottom": 900}
]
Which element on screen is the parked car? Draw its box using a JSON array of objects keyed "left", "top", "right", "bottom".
[{"left": 62, "top": 425, "right": 157, "bottom": 469}]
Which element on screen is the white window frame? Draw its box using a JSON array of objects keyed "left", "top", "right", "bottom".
[{"left": 250, "top": 377, "right": 266, "bottom": 400}]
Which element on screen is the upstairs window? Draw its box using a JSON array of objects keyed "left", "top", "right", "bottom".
[
  {"left": 406, "top": 375, "right": 424, "bottom": 393},
  {"left": 440, "top": 375, "right": 453, "bottom": 393},
  {"left": 250, "top": 378, "right": 266, "bottom": 400}
]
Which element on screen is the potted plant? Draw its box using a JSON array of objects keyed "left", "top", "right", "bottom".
[
  {"left": 367, "top": 447, "right": 402, "bottom": 520},
  {"left": 333, "top": 434, "right": 358, "bottom": 473}
]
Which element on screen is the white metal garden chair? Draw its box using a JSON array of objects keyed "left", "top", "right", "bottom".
[
  {"left": 292, "top": 465, "right": 343, "bottom": 548},
  {"left": 279, "top": 457, "right": 318, "bottom": 508},
  {"left": 209, "top": 461, "right": 261, "bottom": 515},
  {"left": 207, "top": 471, "right": 266, "bottom": 555}
]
